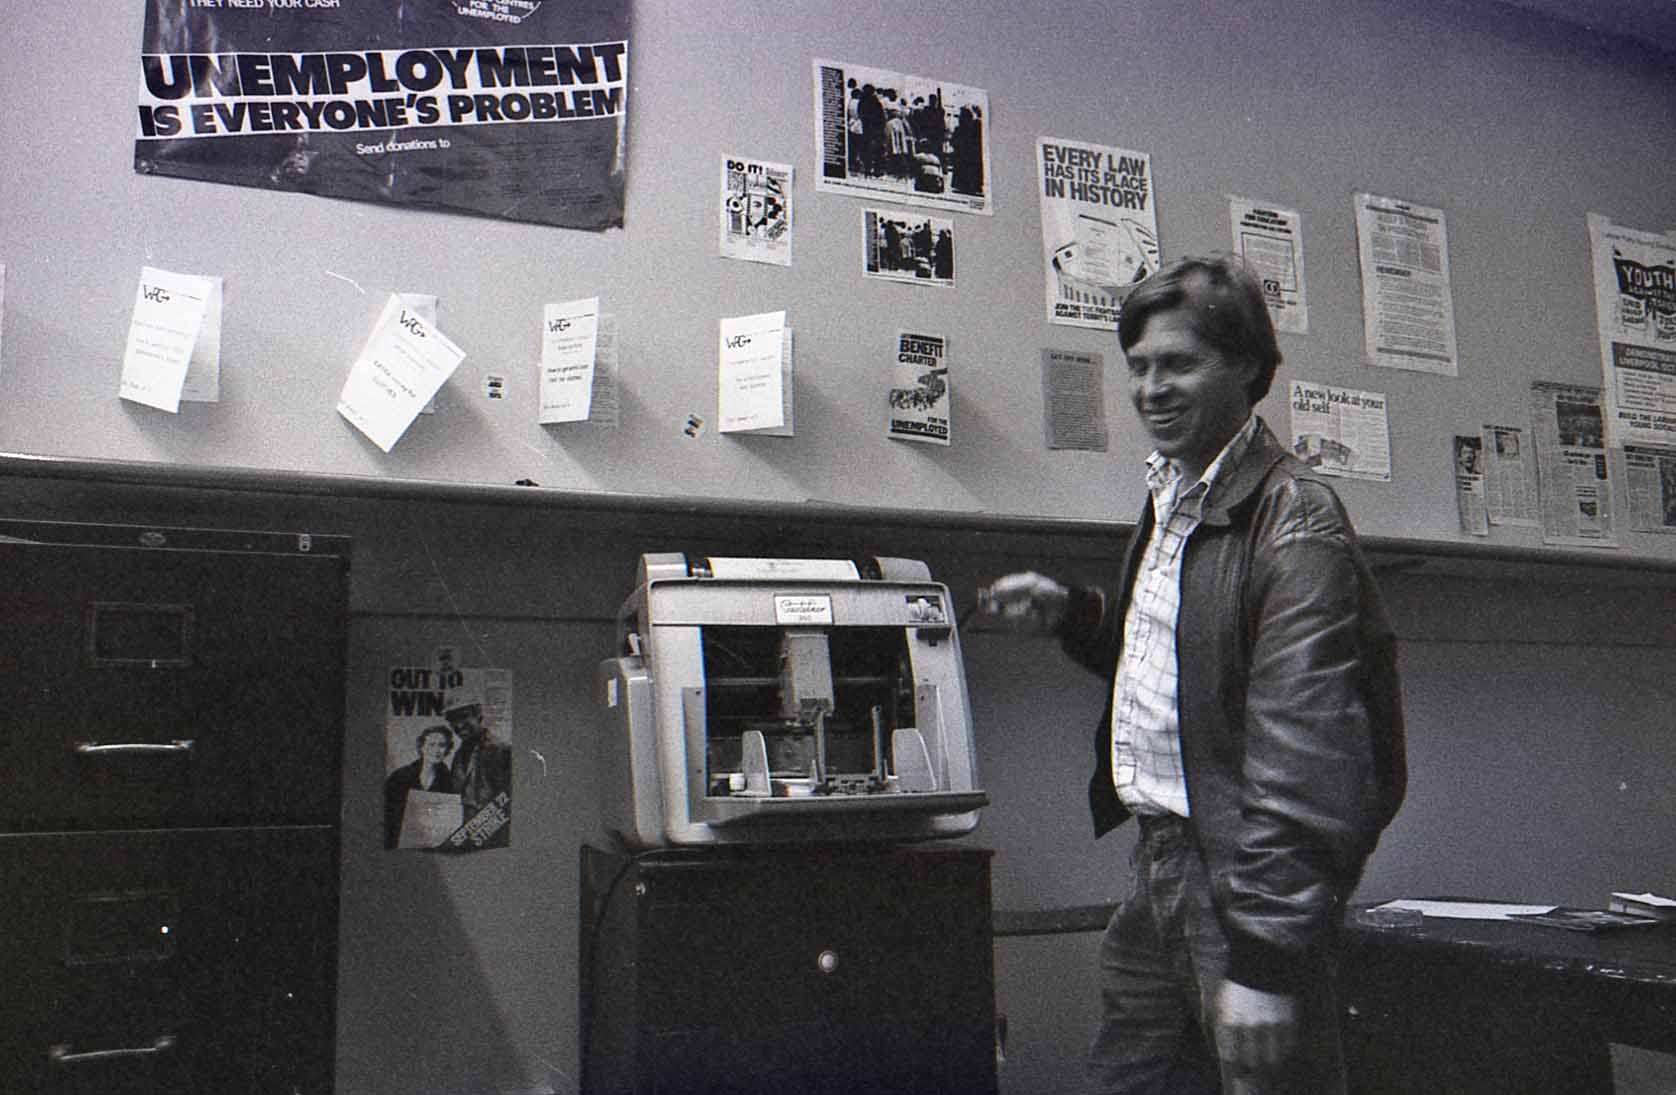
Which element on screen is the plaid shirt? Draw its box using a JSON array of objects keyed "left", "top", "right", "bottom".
[{"left": 1111, "top": 415, "right": 1259, "bottom": 817}]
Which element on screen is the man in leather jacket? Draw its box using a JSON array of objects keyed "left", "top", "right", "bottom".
[{"left": 986, "top": 255, "right": 1405, "bottom": 1094}]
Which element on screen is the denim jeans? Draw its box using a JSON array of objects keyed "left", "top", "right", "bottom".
[{"left": 1086, "top": 814, "right": 1346, "bottom": 1095}]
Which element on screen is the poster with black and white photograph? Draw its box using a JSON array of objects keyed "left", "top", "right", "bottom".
[
  {"left": 384, "top": 662, "right": 513, "bottom": 852},
  {"left": 1531, "top": 380, "right": 1616, "bottom": 548},
  {"left": 135, "top": 1, "right": 630, "bottom": 229},
  {"left": 1039, "top": 137, "right": 1159, "bottom": 329},
  {"left": 863, "top": 208, "right": 954, "bottom": 286},
  {"left": 720, "top": 156, "right": 792, "bottom": 265},
  {"left": 1041, "top": 348, "right": 1108, "bottom": 451},
  {"left": 1231, "top": 197, "right": 1308, "bottom": 335},
  {"left": 888, "top": 331, "right": 949, "bottom": 445},
  {"left": 814, "top": 59, "right": 990, "bottom": 215},
  {"left": 1452, "top": 435, "right": 1489, "bottom": 536}
]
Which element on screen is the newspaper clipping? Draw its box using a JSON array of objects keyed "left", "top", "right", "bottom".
[
  {"left": 1530, "top": 380, "right": 1617, "bottom": 548},
  {"left": 384, "top": 662, "right": 513, "bottom": 852},
  {"left": 1481, "top": 423, "right": 1538, "bottom": 527},
  {"left": 888, "top": 331, "right": 950, "bottom": 445},
  {"left": 1288, "top": 380, "right": 1392, "bottom": 482},
  {"left": 136, "top": 1, "right": 630, "bottom": 229},
  {"left": 1354, "top": 193, "right": 1459, "bottom": 376},
  {"left": 1625, "top": 446, "right": 1676, "bottom": 533},
  {"left": 1452, "top": 435, "right": 1489, "bottom": 536},
  {"left": 863, "top": 209, "right": 955, "bottom": 286},
  {"left": 1588, "top": 214, "right": 1676, "bottom": 452},
  {"left": 720, "top": 156, "right": 793, "bottom": 266},
  {"left": 1039, "top": 137, "right": 1159, "bottom": 330},
  {"left": 1231, "top": 198, "right": 1308, "bottom": 335},
  {"left": 1041, "top": 348, "right": 1109, "bottom": 452},
  {"left": 814, "top": 59, "right": 990, "bottom": 215}
]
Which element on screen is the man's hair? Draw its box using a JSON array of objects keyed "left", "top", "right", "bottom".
[{"left": 1117, "top": 254, "right": 1282, "bottom": 404}]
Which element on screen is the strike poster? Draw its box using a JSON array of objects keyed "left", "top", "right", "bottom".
[
  {"left": 1588, "top": 213, "right": 1676, "bottom": 452},
  {"left": 814, "top": 59, "right": 991, "bottom": 215},
  {"left": 384, "top": 664, "right": 513, "bottom": 852},
  {"left": 1038, "top": 137, "right": 1159, "bottom": 330},
  {"left": 135, "top": 1, "right": 630, "bottom": 230}
]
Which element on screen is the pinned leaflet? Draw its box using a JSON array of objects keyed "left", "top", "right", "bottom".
[
  {"left": 538, "top": 297, "right": 600, "bottom": 424},
  {"left": 120, "top": 266, "right": 215, "bottom": 412},
  {"left": 718, "top": 310, "right": 791, "bottom": 435},
  {"left": 337, "top": 294, "right": 464, "bottom": 453}
]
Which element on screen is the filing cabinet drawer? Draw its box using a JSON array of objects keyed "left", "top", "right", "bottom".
[
  {"left": 0, "top": 535, "right": 347, "bottom": 830},
  {"left": 0, "top": 826, "right": 340, "bottom": 1095}
]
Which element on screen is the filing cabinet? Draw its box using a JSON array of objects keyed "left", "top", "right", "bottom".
[
  {"left": 0, "top": 519, "right": 350, "bottom": 1094},
  {"left": 579, "top": 844, "right": 997, "bottom": 1095}
]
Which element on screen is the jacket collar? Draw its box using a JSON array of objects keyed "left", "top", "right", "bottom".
[{"left": 1196, "top": 417, "right": 1291, "bottom": 527}]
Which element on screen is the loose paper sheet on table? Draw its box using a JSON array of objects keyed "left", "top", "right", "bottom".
[
  {"left": 1354, "top": 193, "right": 1458, "bottom": 376},
  {"left": 337, "top": 294, "right": 465, "bottom": 453},
  {"left": 538, "top": 297, "right": 600, "bottom": 424},
  {"left": 1231, "top": 197, "right": 1308, "bottom": 335},
  {"left": 1373, "top": 899, "right": 1557, "bottom": 920},
  {"left": 120, "top": 266, "right": 215, "bottom": 412},
  {"left": 718, "top": 311, "right": 790, "bottom": 435}
]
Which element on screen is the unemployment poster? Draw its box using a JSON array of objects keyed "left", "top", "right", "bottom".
[
  {"left": 1588, "top": 213, "right": 1676, "bottom": 452},
  {"left": 135, "top": 1, "right": 629, "bottom": 229},
  {"left": 1041, "top": 348, "right": 1108, "bottom": 452},
  {"left": 1039, "top": 137, "right": 1159, "bottom": 330},
  {"left": 864, "top": 209, "right": 955, "bottom": 286},
  {"left": 1481, "top": 424, "right": 1539, "bottom": 527},
  {"left": 814, "top": 59, "right": 990, "bottom": 215},
  {"left": 1530, "top": 381, "right": 1616, "bottom": 548},
  {"left": 1231, "top": 197, "right": 1308, "bottom": 335},
  {"left": 720, "top": 156, "right": 792, "bottom": 265},
  {"left": 1354, "top": 193, "right": 1459, "bottom": 376},
  {"left": 1288, "top": 380, "right": 1392, "bottom": 482},
  {"left": 384, "top": 663, "right": 513, "bottom": 852},
  {"left": 888, "top": 331, "right": 950, "bottom": 445}
]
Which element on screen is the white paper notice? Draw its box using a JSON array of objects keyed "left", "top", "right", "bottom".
[
  {"left": 179, "top": 276, "right": 224, "bottom": 403},
  {"left": 120, "top": 266, "right": 214, "bottom": 413},
  {"left": 1288, "top": 380, "right": 1392, "bottom": 481},
  {"left": 1231, "top": 197, "right": 1308, "bottom": 335},
  {"left": 1042, "top": 348, "right": 1108, "bottom": 451},
  {"left": 396, "top": 294, "right": 440, "bottom": 414},
  {"left": 588, "top": 314, "right": 620, "bottom": 427},
  {"left": 718, "top": 311, "right": 787, "bottom": 434},
  {"left": 1354, "top": 193, "right": 1459, "bottom": 376},
  {"left": 337, "top": 294, "right": 465, "bottom": 453},
  {"left": 538, "top": 297, "right": 600, "bottom": 424}
]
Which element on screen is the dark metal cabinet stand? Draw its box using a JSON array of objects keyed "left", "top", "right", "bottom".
[
  {"left": 0, "top": 520, "right": 350, "bottom": 1094},
  {"left": 580, "top": 844, "right": 998, "bottom": 1095}
]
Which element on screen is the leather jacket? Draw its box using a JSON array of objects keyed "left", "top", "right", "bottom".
[{"left": 1057, "top": 419, "right": 1406, "bottom": 992}]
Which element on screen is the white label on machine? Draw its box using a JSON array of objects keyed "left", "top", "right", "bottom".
[
  {"left": 709, "top": 557, "right": 859, "bottom": 581},
  {"left": 774, "top": 594, "right": 835, "bottom": 625}
]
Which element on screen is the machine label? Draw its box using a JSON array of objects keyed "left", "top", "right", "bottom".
[{"left": 773, "top": 594, "right": 834, "bottom": 625}]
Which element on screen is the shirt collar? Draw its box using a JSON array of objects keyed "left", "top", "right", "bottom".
[{"left": 1144, "top": 413, "right": 1260, "bottom": 501}]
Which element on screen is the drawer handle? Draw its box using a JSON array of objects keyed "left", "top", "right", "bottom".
[
  {"left": 49, "top": 1034, "right": 178, "bottom": 1065},
  {"left": 73, "top": 740, "right": 195, "bottom": 758}
]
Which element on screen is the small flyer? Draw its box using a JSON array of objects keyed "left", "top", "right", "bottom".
[
  {"left": 120, "top": 266, "right": 215, "bottom": 413},
  {"left": 1041, "top": 348, "right": 1108, "bottom": 452},
  {"left": 720, "top": 156, "right": 792, "bottom": 266},
  {"left": 336, "top": 294, "right": 464, "bottom": 452},
  {"left": 383, "top": 663, "right": 513, "bottom": 852},
  {"left": 1288, "top": 380, "right": 1392, "bottom": 481},
  {"left": 863, "top": 208, "right": 954, "bottom": 286},
  {"left": 1231, "top": 197, "right": 1307, "bottom": 335},
  {"left": 538, "top": 296, "right": 600, "bottom": 424},
  {"left": 1452, "top": 435, "right": 1489, "bottom": 536},
  {"left": 887, "top": 331, "right": 950, "bottom": 445},
  {"left": 718, "top": 311, "right": 791, "bottom": 435},
  {"left": 1039, "top": 137, "right": 1159, "bottom": 330}
]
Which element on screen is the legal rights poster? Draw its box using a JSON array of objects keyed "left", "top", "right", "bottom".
[
  {"left": 1231, "top": 197, "right": 1308, "bottom": 335},
  {"left": 814, "top": 60, "right": 991, "bottom": 215},
  {"left": 1354, "top": 193, "right": 1459, "bottom": 376},
  {"left": 1038, "top": 137, "right": 1159, "bottom": 329},
  {"left": 1587, "top": 213, "right": 1676, "bottom": 452},
  {"left": 135, "top": 1, "right": 630, "bottom": 230},
  {"left": 383, "top": 663, "right": 513, "bottom": 852}
]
